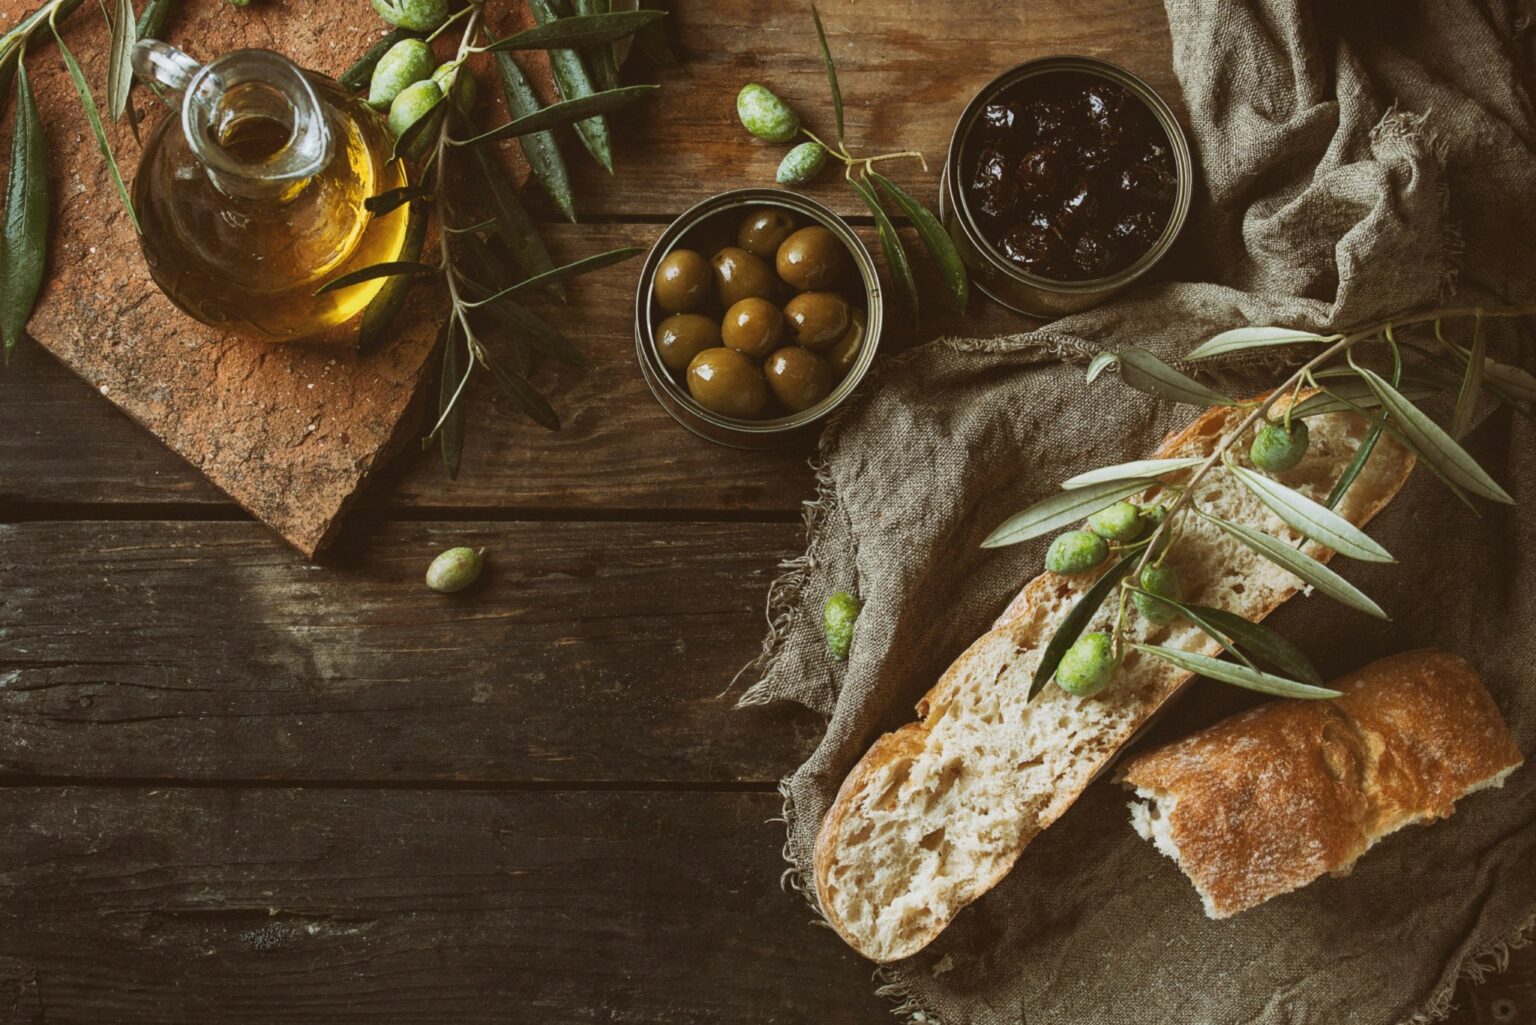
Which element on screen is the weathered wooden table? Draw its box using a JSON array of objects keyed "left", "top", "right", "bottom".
[{"left": 0, "top": 1, "right": 1529, "bottom": 1021}]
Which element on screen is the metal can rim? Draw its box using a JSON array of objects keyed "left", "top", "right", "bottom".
[
  {"left": 943, "top": 54, "right": 1193, "bottom": 298},
  {"left": 633, "top": 187, "right": 885, "bottom": 448}
]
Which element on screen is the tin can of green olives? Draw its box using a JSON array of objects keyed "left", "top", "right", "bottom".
[
  {"left": 941, "top": 55, "right": 1192, "bottom": 318},
  {"left": 634, "top": 188, "right": 885, "bottom": 448}
]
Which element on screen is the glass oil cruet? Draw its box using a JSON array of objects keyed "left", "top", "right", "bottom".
[{"left": 130, "top": 40, "right": 411, "bottom": 343}]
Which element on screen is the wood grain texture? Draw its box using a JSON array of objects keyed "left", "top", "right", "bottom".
[
  {"left": 0, "top": 787, "right": 887, "bottom": 1024},
  {"left": 0, "top": 519, "right": 830, "bottom": 783}
]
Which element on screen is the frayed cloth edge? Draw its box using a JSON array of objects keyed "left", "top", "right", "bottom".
[{"left": 1396, "top": 907, "right": 1536, "bottom": 1025}]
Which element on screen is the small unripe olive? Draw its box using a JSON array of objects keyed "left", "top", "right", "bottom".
[
  {"left": 426, "top": 546, "right": 484, "bottom": 593},
  {"left": 1057, "top": 632, "right": 1117, "bottom": 697},
  {"left": 372, "top": 0, "right": 448, "bottom": 32},
  {"left": 431, "top": 62, "right": 477, "bottom": 117},
  {"left": 1088, "top": 500, "right": 1143, "bottom": 542},
  {"left": 736, "top": 83, "right": 800, "bottom": 142},
  {"left": 368, "top": 38, "right": 434, "bottom": 111},
  {"left": 1133, "top": 563, "right": 1182, "bottom": 625},
  {"left": 1045, "top": 529, "right": 1109, "bottom": 575},
  {"left": 824, "top": 591, "right": 862, "bottom": 660},
  {"left": 777, "top": 141, "right": 828, "bottom": 185},
  {"left": 388, "top": 79, "right": 443, "bottom": 156},
  {"left": 1250, "top": 418, "right": 1310, "bottom": 473}
]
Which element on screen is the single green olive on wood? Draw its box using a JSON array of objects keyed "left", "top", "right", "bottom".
[
  {"left": 654, "top": 249, "right": 713, "bottom": 313},
  {"left": 426, "top": 546, "right": 484, "bottom": 594},
  {"left": 765, "top": 346, "right": 835, "bottom": 413},
  {"left": 1045, "top": 529, "right": 1109, "bottom": 575},
  {"left": 737, "top": 208, "right": 799, "bottom": 260},
  {"left": 783, "top": 291, "right": 851, "bottom": 351},
  {"left": 687, "top": 347, "right": 770, "bottom": 419},
  {"left": 721, "top": 297, "right": 785, "bottom": 359},
  {"left": 776, "top": 226, "right": 850, "bottom": 291},
  {"left": 655, "top": 313, "right": 722, "bottom": 374},
  {"left": 736, "top": 83, "right": 801, "bottom": 142},
  {"left": 824, "top": 591, "right": 862, "bottom": 660},
  {"left": 711, "top": 246, "right": 778, "bottom": 307},
  {"left": 1250, "top": 418, "right": 1310, "bottom": 473},
  {"left": 1057, "top": 631, "right": 1117, "bottom": 697}
]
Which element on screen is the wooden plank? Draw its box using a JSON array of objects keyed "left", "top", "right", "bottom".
[
  {"left": 566, "top": 0, "right": 1182, "bottom": 217},
  {"left": 0, "top": 787, "right": 887, "bottom": 1023},
  {"left": 3, "top": 223, "right": 1035, "bottom": 514},
  {"left": 0, "top": 520, "right": 830, "bottom": 783},
  {"left": 0, "top": 785, "right": 1524, "bottom": 1023}
]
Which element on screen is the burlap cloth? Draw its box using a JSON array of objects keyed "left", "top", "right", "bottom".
[{"left": 738, "top": 1, "right": 1536, "bottom": 1022}]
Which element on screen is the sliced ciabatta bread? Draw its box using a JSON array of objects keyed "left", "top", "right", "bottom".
[
  {"left": 813, "top": 396, "right": 1417, "bottom": 963},
  {"left": 1119, "top": 649, "right": 1523, "bottom": 918}
]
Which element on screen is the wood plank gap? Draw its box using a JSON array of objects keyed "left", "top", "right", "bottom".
[{"left": 2, "top": 504, "right": 805, "bottom": 525}]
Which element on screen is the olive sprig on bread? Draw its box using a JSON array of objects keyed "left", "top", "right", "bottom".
[{"left": 815, "top": 304, "right": 1534, "bottom": 963}]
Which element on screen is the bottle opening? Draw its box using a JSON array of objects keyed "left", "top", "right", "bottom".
[{"left": 209, "top": 81, "right": 298, "bottom": 166}]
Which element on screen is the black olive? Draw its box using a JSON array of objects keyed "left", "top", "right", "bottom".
[
  {"left": 1072, "top": 231, "right": 1115, "bottom": 277},
  {"left": 981, "top": 101, "right": 1018, "bottom": 134},
  {"left": 970, "top": 147, "right": 1019, "bottom": 218},
  {"left": 1056, "top": 180, "right": 1098, "bottom": 233},
  {"left": 998, "top": 225, "right": 1064, "bottom": 275},
  {"left": 1015, "top": 144, "right": 1064, "bottom": 197}
]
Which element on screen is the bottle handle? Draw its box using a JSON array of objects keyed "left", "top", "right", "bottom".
[{"left": 132, "top": 39, "right": 204, "bottom": 109}]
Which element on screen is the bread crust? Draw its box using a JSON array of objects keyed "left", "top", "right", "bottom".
[
  {"left": 1119, "top": 650, "right": 1524, "bottom": 917},
  {"left": 813, "top": 395, "right": 1418, "bottom": 961}
]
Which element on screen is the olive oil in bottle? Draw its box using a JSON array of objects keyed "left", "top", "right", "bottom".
[{"left": 131, "top": 41, "right": 411, "bottom": 343}]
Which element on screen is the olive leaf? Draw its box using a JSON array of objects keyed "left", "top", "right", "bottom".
[
  {"left": 463, "top": 246, "right": 642, "bottom": 309},
  {"left": 0, "top": 59, "right": 48, "bottom": 364},
  {"left": 632, "top": 0, "right": 679, "bottom": 68},
  {"left": 134, "top": 0, "right": 180, "bottom": 40},
  {"left": 1326, "top": 344, "right": 1401, "bottom": 510},
  {"left": 1129, "top": 588, "right": 1258, "bottom": 670},
  {"left": 1172, "top": 600, "right": 1323, "bottom": 684},
  {"left": 1085, "top": 350, "right": 1118, "bottom": 384},
  {"left": 494, "top": 51, "right": 576, "bottom": 223},
  {"left": 1031, "top": 553, "right": 1138, "bottom": 699},
  {"left": 1450, "top": 314, "right": 1485, "bottom": 440},
  {"left": 358, "top": 200, "right": 430, "bottom": 354},
  {"left": 437, "top": 316, "right": 467, "bottom": 479},
  {"left": 1186, "top": 326, "right": 1335, "bottom": 360},
  {"left": 528, "top": 0, "right": 615, "bottom": 172},
  {"left": 468, "top": 140, "right": 565, "bottom": 301},
  {"left": 1116, "top": 347, "right": 1237, "bottom": 406},
  {"left": 1355, "top": 363, "right": 1514, "bottom": 503},
  {"left": 1130, "top": 645, "right": 1342, "bottom": 700},
  {"left": 982, "top": 477, "right": 1155, "bottom": 548},
  {"left": 1061, "top": 457, "right": 1202, "bottom": 489},
  {"left": 1482, "top": 358, "right": 1536, "bottom": 402},
  {"left": 314, "top": 260, "right": 439, "bottom": 296},
  {"left": 482, "top": 343, "right": 561, "bottom": 430},
  {"left": 481, "top": 10, "right": 664, "bottom": 53},
  {"left": 1200, "top": 510, "right": 1388, "bottom": 619},
  {"left": 0, "top": 47, "right": 17, "bottom": 117},
  {"left": 866, "top": 169, "right": 968, "bottom": 314},
  {"left": 341, "top": 26, "right": 415, "bottom": 92},
  {"left": 848, "top": 174, "right": 918, "bottom": 322},
  {"left": 50, "top": 15, "right": 140, "bottom": 232},
  {"left": 810, "top": 3, "right": 844, "bottom": 146},
  {"left": 453, "top": 84, "right": 657, "bottom": 147},
  {"left": 364, "top": 185, "right": 434, "bottom": 215},
  {"left": 572, "top": 0, "right": 622, "bottom": 92},
  {"left": 105, "top": 0, "right": 135, "bottom": 123},
  {"left": 1291, "top": 376, "right": 1440, "bottom": 418},
  {"left": 1229, "top": 464, "right": 1394, "bottom": 562}
]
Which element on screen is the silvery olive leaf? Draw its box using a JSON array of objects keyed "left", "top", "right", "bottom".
[
  {"left": 1291, "top": 376, "right": 1440, "bottom": 418},
  {"left": 1356, "top": 364, "right": 1514, "bottom": 503},
  {"left": 453, "top": 85, "right": 658, "bottom": 147},
  {"left": 1117, "top": 346, "right": 1237, "bottom": 406},
  {"left": 481, "top": 10, "right": 665, "bottom": 52},
  {"left": 1450, "top": 316, "right": 1485, "bottom": 440},
  {"left": 982, "top": 478, "right": 1155, "bottom": 548},
  {"left": 1062, "top": 457, "right": 1203, "bottom": 489},
  {"left": 1186, "top": 325, "right": 1334, "bottom": 360},
  {"left": 1229, "top": 464, "right": 1394, "bottom": 563},
  {"left": 1176, "top": 601, "right": 1323, "bottom": 684},
  {"left": 1130, "top": 644, "right": 1342, "bottom": 699},
  {"left": 1085, "top": 351, "right": 1118, "bottom": 384},
  {"left": 1201, "top": 511, "right": 1388, "bottom": 619},
  {"left": 1482, "top": 358, "right": 1536, "bottom": 402},
  {"left": 811, "top": 3, "right": 844, "bottom": 145}
]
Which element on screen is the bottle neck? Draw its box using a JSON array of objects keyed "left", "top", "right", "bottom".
[{"left": 134, "top": 43, "right": 333, "bottom": 200}]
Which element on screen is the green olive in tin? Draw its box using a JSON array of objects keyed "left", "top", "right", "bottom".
[
  {"left": 776, "top": 226, "right": 850, "bottom": 291},
  {"left": 656, "top": 313, "right": 722, "bottom": 374},
  {"left": 711, "top": 246, "right": 777, "bottom": 307},
  {"left": 737, "top": 207, "right": 799, "bottom": 260},
  {"left": 784, "top": 291, "right": 851, "bottom": 351},
  {"left": 687, "top": 347, "right": 770, "bottom": 419},
  {"left": 764, "top": 346, "right": 834, "bottom": 413},
  {"left": 654, "top": 249, "right": 713, "bottom": 313},
  {"left": 722, "top": 297, "right": 784, "bottom": 358}
]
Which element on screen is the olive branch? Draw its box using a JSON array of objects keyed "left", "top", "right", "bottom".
[{"left": 983, "top": 303, "right": 1536, "bottom": 702}]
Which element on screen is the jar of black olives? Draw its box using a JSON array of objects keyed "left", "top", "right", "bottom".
[
  {"left": 634, "top": 189, "right": 884, "bottom": 448},
  {"left": 941, "top": 56, "right": 1192, "bottom": 318}
]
